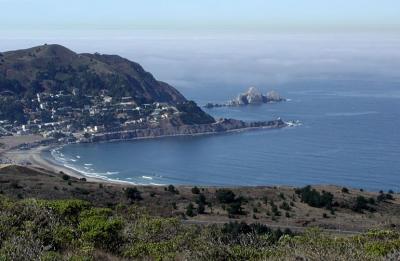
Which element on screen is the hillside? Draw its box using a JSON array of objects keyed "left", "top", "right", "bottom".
[
  {"left": 1, "top": 165, "right": 400, "bottom": 260},
  {"left": 0, "top": 44, "right": 221, "bottom": 137},
  {"left": 0, "top": 44, "right": 185, "bottom": 104}
]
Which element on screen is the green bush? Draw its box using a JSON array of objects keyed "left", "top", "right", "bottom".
[
  {"left": 124, "top": 187, "right": 142, "bottom": 201},
  {"left": 41, "top": 199, "right": 91, "bottom": 223},
  {"left": 191, "top": 186, "right": 200, "bottom": 194},
  {"left": 1, "top": 194, "right": 400, "bottom": 260},
  {"left": 295, "top": 186, "right": 334, "bottom": 209},
  {"left": 62, "top": 174, "right": 70, "bottom": 180},
  {"left": 216, "top": 189, "right": 236, "bottom": 204},
  {"left": 186, "top": 203, "right": 195, "bottom": 217},
  {"left": 197, "top": 202, "right": 205, "bottom": 214},
  {"left": 227, "top": 201, "right": 244, "bottom": 216},
  {"left": 280, "top": 201, "right": 291, "bottom": 211},
  {"left": 78, "top": 208, "right": 124, "bottom": 251},
  {"left": 353, "top": 196, "right": 375, "bottom": 213},
  {"left": 167, "top": 185, "right": 179, "bottom": 194}
]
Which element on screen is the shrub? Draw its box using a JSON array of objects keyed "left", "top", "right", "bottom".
[
  {"left": 377, "top": 193, "right": 394, "bottom": 202},
  {"left": 342, "top": 187, "right": 349, "bottom": 193},
  {"left": 271, "top": 202, "right": 281, "bottom": 217},
  {"left": 386, "top": 194, "right": 394, "bottom": 200},
  {"left": 280, "top": 201, "right": 291, "bottom": 211},
  {"left": 197, "top": 202, "right": 205, "bottom": 214},
  {"left": 352, "top": 196, "right": 375, "bottom": 213},
  {"left": 227, "top": 201, "right": 244, "bottom": 216},
  {"left": 125, "top": 187, "right": 142, "bottom": 201},
  {"left": 186, "top": 203, "right": 195, "bottom": 217},
  {"left": 368, "top": 197, "right": 376, "bottom": 205},
  {"left": 79, "top": 208, "right": 124, "bottom": 251},
  {"left": 221, "top": 221, "right": 292, "bottom": 243},
  {"left": 10, "top": 181, "right": 23, "bottom": 189},
  {"left": 43, "top": 199, "right": 91, "bottom": 223},
  {"left": 295, "top": 186, "right": 334, "bottom": 209},
  {"left": 62, "top": 174, "right": 70, "bottom": 181},
  {"left": 191, "top": 186, "right": 200, "bottom": 194},
  {"left": 216, "top": 189, "right": 236, "bottom": 204},
  {"left": 167, "top": 185, "right": 179, "bottom": 194},
  {"left": 196, "top": 194, "right": 206, "bottom": 205}
]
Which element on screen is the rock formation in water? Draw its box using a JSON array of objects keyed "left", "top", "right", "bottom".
[{"left": 205, "top": 87, "right": 286, "bottom": 108}]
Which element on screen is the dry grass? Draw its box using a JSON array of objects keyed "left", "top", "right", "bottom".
[{"left": 0, "top": 165, "right": 399, "bottom": 233}]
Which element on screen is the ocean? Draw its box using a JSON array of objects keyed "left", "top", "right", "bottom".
[
  {"left": 23, "top": 30, "right": 399, "bottom": 191},
  {"left": 44, "top": 78, "right": 400, "bottom": 191}
]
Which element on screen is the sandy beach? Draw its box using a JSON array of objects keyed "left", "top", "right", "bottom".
[{"left": 0, "top": 135, "right": 108, "bottom": 183}]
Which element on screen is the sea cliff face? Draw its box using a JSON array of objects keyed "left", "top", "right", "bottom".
[{"left": 88, "top": 119, "right": 286, "bottom": 142}]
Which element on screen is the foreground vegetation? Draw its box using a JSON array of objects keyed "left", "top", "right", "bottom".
[
  {"left": 1, "top": 165, "right": 400, "bottom": 260},
  {"left": 1, "top": 194, "right": 400, "bottom": 260}
]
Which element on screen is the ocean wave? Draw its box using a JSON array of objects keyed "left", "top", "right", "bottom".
[
  {"left": 84, "top": 163, "right": 93, "bottom": 166},
  {"left": 285, "top": 120, "right": 302, "bottom": 127},
  {"left": 142, "top": 176, "right": 153, "bottom": 180},
  {"left": 149, "top": 182, "right": 165, "bottom": 186},
  {"left": 76, "top": 155, "right": 81, "bottom": 159},
  {"left": 106, "top": 171, "right": 119, "bottom": 175}
]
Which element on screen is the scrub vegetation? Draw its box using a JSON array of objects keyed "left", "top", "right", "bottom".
[
  {"left": 1, "top": 195, "right": 400, "bottom": 260},
  {"left": 1, "top": 165, "right": 400, "bottom": 260}
]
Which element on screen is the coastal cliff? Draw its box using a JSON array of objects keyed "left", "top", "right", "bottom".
[{"left": 88, "top": 118, "right": 286, "bottom": 142}]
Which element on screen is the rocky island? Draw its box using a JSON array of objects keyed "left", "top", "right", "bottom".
[
  {"left": 0, "top": 44, "right": 288, "bottom": 146},
  {"left": 205, "top": 86, "right": 286, "bottom": 108}
]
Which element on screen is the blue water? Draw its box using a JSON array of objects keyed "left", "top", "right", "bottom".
[{"left": 47, "top": 79, "right": 400, "bottom": 191}]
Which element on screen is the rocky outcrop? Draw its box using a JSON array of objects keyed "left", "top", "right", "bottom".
[{"left": 205, "top": 87, "right": 286, "bottom": 108}]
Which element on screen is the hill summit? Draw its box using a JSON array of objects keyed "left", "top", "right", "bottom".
[{"left": 0, "top": 44, "right": 185, "bottom": 104}]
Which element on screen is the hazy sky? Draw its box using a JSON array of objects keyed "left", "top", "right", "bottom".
[
  {"left": 1, "top": 0, "right": 399, "bottom": 31},
  {"left": 1, "top": 0, "right": 399, "bottom": 101}
]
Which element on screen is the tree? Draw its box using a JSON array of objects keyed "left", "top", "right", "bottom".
[
  {"left": 197, "top": 202, "right": 205, "bottom": 214},
  {"left": 186, "top": 203, "right": 195, "bottom": 217},
  {"left": 196, "top": 194, "right": 206, "bottom": 205}
]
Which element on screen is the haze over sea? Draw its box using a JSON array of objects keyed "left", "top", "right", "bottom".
[{"left": 4, "top": 30, "right": 398, "bottom": 191}]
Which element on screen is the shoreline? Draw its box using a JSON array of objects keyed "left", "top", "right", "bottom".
[{"left": 2, "top": 123, "right": 292, "bottom": 185}]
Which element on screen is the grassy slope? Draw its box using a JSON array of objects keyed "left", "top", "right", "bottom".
[{"left": 1, "top": 165, "right": 400, "bottom": 260}]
